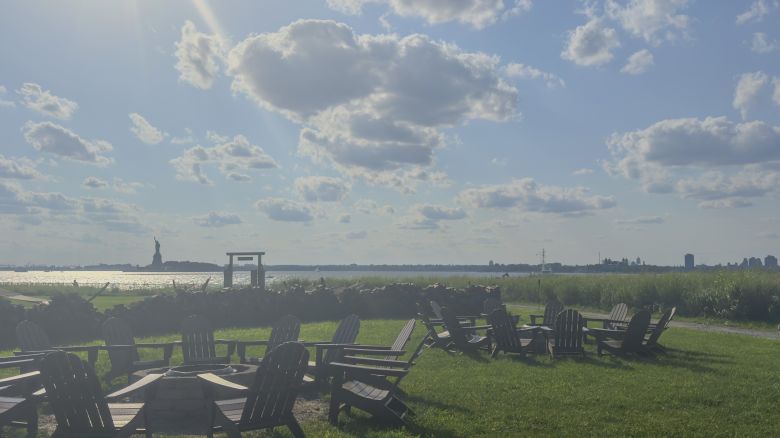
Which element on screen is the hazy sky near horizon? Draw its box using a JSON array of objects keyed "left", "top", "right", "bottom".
[{"left": 1, "top": 0, "right": 780, "bottom": 267}]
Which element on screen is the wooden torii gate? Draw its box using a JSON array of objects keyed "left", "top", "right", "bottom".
[{"left": 224, "top": 251, "right": 265, "bottom": 289}]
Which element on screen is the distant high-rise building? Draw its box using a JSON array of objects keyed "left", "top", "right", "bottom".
[
  {"left": 684, "top": 253, "right": 694, "bottom": 269},
  {"left": 748, "top": 257, "right": 763, "bottom": 268},
  {"left": 764, "top": 255, "right": 777, "bottom": 268}
]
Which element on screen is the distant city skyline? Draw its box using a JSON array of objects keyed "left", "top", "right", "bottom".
[{"left": 1, "top": 1, "right": 780, "bottom": 266}]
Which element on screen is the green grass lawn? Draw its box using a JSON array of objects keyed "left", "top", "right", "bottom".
[{"left": 3, "top": 312, "right": 780, "bottom": 437}]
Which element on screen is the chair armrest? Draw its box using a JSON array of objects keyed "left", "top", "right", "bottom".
[
  {"left": 343, "top": 348, "right": 405, "bottom": 356},
  {"left": 342, "top": 356, "right": 410, "bottom": 368},
  {"left": 458, "top": 325, "right": 492, "bottom": 330},
  {"left": 105, "top": 373, "right": 163, "bottom": 400},
  {"left": 0, "top": 371, "right": 39, "bottom": 387},
  {"left": 529, "top": 314, "right": 543, "bottom": 325},
  {"left": 329, "top": 362, "right": 409, "bottom": 378},
  {"left": 0, "top": 358, "right": 36, "bottom": 369},
  {"left": 343, "top": 344, "right": 392, "bottom": 350},
  {"left": 236, "top": 340, "right": 270, "bottom": 347},
  {"left": 197, "top": 372, "right": 249, "bottom": 393}
]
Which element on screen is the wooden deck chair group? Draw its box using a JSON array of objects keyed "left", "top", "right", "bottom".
[
  {"left": 102, "top": 317, "right": 174, "bottom": 381},
  {"left": 308, "top": 314, "right": 360, "bottom": 385},
  {"left": 198, "top": 342, "right": 309, "bottom": 438},
  {"left": 0, "top": 356, "right": 41, "bottom": 438},
  {"left": 15, "top": 320, "right": 99, "bottom": 366},
  {"left": 417, "top": 302, "right": 452, "bottom": 349},
  {"left": 181, "top": 314, "right": 235, "bottom": 365},
  {"left": 548, "top": 309, "right": 586, "bottom": 358},
  {"left": 528, "top": 299, "right": 564, "bottom": 327},
  {"left": 440, "top": 307, "right": 491, "bottom": 353},
  {"left": 38, "top": 350, "right": 163, "bottom": 438},
  {"left": 597, "top": 310, "right": 652, "bottom": 356},
  {"left": 237, "top": 314, "right": 301, "bottom": 364},
  {"left": 488, "top": 308, "right": 538, "bottom": 357}
]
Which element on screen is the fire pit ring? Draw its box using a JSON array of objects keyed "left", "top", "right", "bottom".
[{"left": 164, "top": 364, "right": 235, "bottom": 377}]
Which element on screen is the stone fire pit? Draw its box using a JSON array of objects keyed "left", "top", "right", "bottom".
[{"left": 131, "top": 363, "right": 257, "bottom": 434}]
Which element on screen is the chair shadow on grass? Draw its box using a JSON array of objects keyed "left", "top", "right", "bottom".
[{"left": 331, "top": 401, "right": 466, "bottom": 438}]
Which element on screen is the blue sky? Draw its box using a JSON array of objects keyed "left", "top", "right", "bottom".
[{"left": 1, "top": 0, "right": 779, "bottom": 266}]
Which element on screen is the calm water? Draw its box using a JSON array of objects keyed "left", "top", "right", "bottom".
[{"left": 0, "top": 270, "right": 529, "bottom": 290}]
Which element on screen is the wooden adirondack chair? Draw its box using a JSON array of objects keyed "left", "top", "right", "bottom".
[
  {"left": 39, "top": 351, "right": 163, "bottom": 438},
  {"left": 528, "top": 299, "right": 564, "bottom": 327},
  {"left": 339, "top": 319, "right": 422, "bottom": 394},
  {"left": 429, "top": 300, "right": 478, "bottom": 325},
  {"left": 198, "top": 342, "right": 309, "bottom": 438},
  {"left": 585, "top": 303, "right": 629, "bottom": 329},
  {"left": 102, "top": 317, "right": 174, "bottom": 381},
  {"left": 487, "top": 308, "right": 538, "bottom": 357},
  {"left": 417, "top": 305, "right": 452, "bottom": 349},
  {"left": 0, "top": 358, "right": 40, "bottom": 438},
  {"left": 181, "top": 314, "right": 235, "bottom": 365},
  {"left": 237, "top": 314, "right": 301, "bottom": 364},
  {"left": 643, "top": 308, "right": 673, "bottom": 353},
  {"left": 328, "top": 360, "right": 412, "bottom": 426},
  {"left": 548, "top": 309, "right": 586, "bottom": 358},
  {"left": 15, "top": 320, "right": 99, "bottom": 366},
  {"left": 440, "top": 307, "right": 491, "bottom": 353},
  {"left": 308, "top": 314, "right": 360, "bottom": 384},
  {"left": 597, "top": 310, "right": 651, "bottom": 356}
]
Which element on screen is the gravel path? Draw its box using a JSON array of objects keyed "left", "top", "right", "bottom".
[
  {"left": 514, "top": 305, "right": 780, "bottom": 340},
  {"left": 0, "top": 286, "right": 49, "bottom": 304}
]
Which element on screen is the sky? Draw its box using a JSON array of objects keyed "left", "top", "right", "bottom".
[{"left": 1, "top": 0, "right": 780, "bottom": 267}]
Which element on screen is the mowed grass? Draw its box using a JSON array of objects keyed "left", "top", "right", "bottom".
[{"left": 3, "top": 313, "right": 780, "bottom": 437}]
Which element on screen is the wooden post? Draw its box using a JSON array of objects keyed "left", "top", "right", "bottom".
[{"left": 224, "top": 254, "right": 234, "bottom": 288}]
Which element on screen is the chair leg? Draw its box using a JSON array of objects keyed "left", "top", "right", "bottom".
[{"left": 287, "top": 416, "right": 306, "bottom": 438}]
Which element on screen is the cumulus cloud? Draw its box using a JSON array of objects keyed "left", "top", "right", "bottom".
[
  {"left": 458, "top": 178, "right": 616, "bottom": 215},
  {"left": 170, "top": 134, "right": 277, "bottom": 184},
  {"left": 17, "top": 83, "right": 78, "bottom": 119},
  {"left": 561, "top": 18, "right": 620, "bottom": 66},
  {"left": 326, "top": 0, "right": 531, "bottom": 29},
  {"left": 23, "top": 121, "right": 113, "bottom": 165},
  {"left": 338, "top": 213, "right": 352, "bottom": 223},
  {"left": 255, "top": 197, "right": 314, "bottom": 222},
  {"left": 676, "top": 170, "right": 780, "bottom": 207},
  {"left": 773, "top": 78, "right": 780, "bottom": 106},
  {"left": 129, "top": 113, "right": 166, "bottom": 144},
  {"left": 504, "top": 63, "right": 565, "bottom": 88},
  {"left": 0, "top": 85, "right": 14, "bottom": 108},
  {"left": 226, "top": 20, "right": 517, "bottom": 190},
  {"left": 295, "top": 176, "right": 349, "bottom": 202},
  {"left": 82, "top": 176, "right": 108, "bottom": 189},
  {"left": 0, "top": 155, "right": 42, "bottom": 180},
  {"left": 615, "top": 216, "right": 664, "bottom": 224},
  {"left": 621, "top": 49, "right": 654, "bottom": 75},
  {"left": 605, "top": 0, "right": 691, "bottom": 44},
  {"left": 194, "top": 211, "right": 243, "bottom": 227},
  {"left": 572, "top": 168, "right": 594, "bottom": 176},
  {"left": 174, "top": 20, "right": 224, "bottom": 89},
  {"left": 733, "top": 71, "right": 769, "bottom": 119},
  {"left": 398, "top": 203, "right": 467, "bottom": 229},
  {"left": 736, "top": 0, "right": 777, "bottom": 25},
  {"left": 112, "top": 178, "right": 145, "bottom": 194},
  {"left": 750, "top": 32, "right": 780, "bottom": 53}
]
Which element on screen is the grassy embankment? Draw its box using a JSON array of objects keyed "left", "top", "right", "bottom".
[{"left": 2, "top": 309, "right": 780, "bottom": 437}]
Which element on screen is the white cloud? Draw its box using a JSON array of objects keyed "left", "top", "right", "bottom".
[
  {"left": 255, "top": 198, "right": 314, "bottom": 222},
  {"left": 615, "top": 216, "right": 664, "bottom": 224},
  {"left": 194, "top": 211, "right": 243, "bottom": 227},
  {"left": 174, "top": 20, "right": 224, "bottom": 89},
  {"left": 17, "top": 83, "right": 78, "bottom": 119},
  {"left": 750, "top": 32, "right": 780, "bottom": 53},
  {"left": 572, "top": 168, "right": 594, "bottom": 176},
  {"left": 23, "top": 121, "right": 113, "bottom": 165},
  {"left": 326, "top": 0, "right": 531, "bottom": 29},
  {"left": 171, "top": 128, "right": 195, "bottom": 145},
  {"left": 294, "top": 176, "right": 350, "bottom": 202},
  {"left": 82, "top": 176, "right": 108, "bottom": 189},
  {"left": 561, "top": 18, "right": 620, "bottom": 66},
  {"left": 620, "top": 49, "right": 654, "bottom": 75},
  {"left": 338, "top": 213, "right": 352, "bottom": 223},
  {"left": 398, "top": 203, "right": 467, "bottom": 230},
  {"left": 129, "top": 113, "right": 166, "bottom": 145},
  {"left": 605, "top": 0, "right": 691, "bottom": 45},
  {"left": 458, "top": 178, "right": 616, "bottom": 215},
  {"left": 736, "top": 0, "right": 777, "bottom": 25},
  {"left": 170, "top": 134, "right": 277, "bottom": 184},
  {"left": 676, "top": 170, "right": 780, "bottom": 206},
  {"left": 504, "top": 63, "right": 565, "bottom": 88},
  {"left": 773, "top": 77, "right": 780, "bottom": 106},
  {"left": 0, "top": 155, "right": 42, "bottom": 180},
  {"left": 0, "top": 85, "right": 14, "bottom": 108},
  {"left": 733, "top": 71, "right": 769, "bottom": 120},
  {"left": 111, "top": 178, "right": 145, "bottom": 194}
]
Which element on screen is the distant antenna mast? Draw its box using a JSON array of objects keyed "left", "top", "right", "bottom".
[{"left": 537, "top": 249, "right": 552, "bottom": 274}]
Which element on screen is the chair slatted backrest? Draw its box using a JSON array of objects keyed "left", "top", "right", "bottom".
[
  {"left": 265, "top": 315, "right": 301, "bottom": 356},
  {"left": 102, "top": 317, "right": 139, "bottom": 370},
  {"left": 543, "top": 300, "right": 564, "bottom": 327},
  {"left": 621, "top": 310, "right": 652, "bottom": 353},
  {"left": 644, "top": 309, "right": 671, "bottom": 348},
  {"left": 429, "top": 300, "right": 445, "bottom": 320},
  {"left": 483, "top": 298, "right": 503, "bottom": 316},
  {"left": 489, "top": 308, "right": 523, "bottom": 353},
  {"left": 440, "top": 307, "right": 472, "bottom": 349},
  {"left": 609, "top": 303, "right": 629, "bottom": 325},
  {"left": 39, "top": 351, "right": 115, "bottom": 434},
  {"left": 386, "top": 319, "right": 416, "bottom": 361},
  {"left": 323, "top": 314, "right": 360, "bottom": 365},
  {"left": 240, "top": 342, "right": 309, "bottom": 428},
  {"left": 181, "top": 315, "right": 218, "bottom": 364},
  {"left": 552, "top": 309, "right": 584, "bottom": 354},
  {"left": 16, "top": 320, "right": 51, "bottom": 351}
]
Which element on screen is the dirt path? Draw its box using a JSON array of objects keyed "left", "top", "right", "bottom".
[
  {"left": 513, "top": 305, "right": 780, "bottom": 340},
  {"left": 0, "top": 286, "right": 49, "bottom": 304}
]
